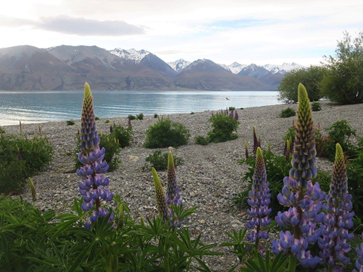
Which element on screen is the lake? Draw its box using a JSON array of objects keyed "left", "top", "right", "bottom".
[{"left": 0, "top": 90, "right": 282, "bottom": 126}]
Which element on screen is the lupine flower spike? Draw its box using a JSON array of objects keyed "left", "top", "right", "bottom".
[
  {"left": 77, "top": 83, "right": 114, "bottom": 229},
  {"left": 244, "top": 140, "right": 249, "bottom": 159},
  {"left": 253, "top": 127, "right": 260, "bottom": 154},
  {"left": 152, "top": 167, "right": 168, "bottom": 221},
  {"left": 319, "top": 143, "right": 354, "bottom": 271},
  {"left": 273, "top": 84, "right": 325, "bottom": 270},
  {"left": 285, "top": 139, "right": 290, "bottom": 162},
  {"left": 354, "top": 243, "right": 363, "bottom": 272},
  {"left": 28, "top": 178, "right": 36, "bottom": 203},
  {"left": 166, "top": 151, "right": 183, "bottom": 227},
  {"left": 246, "top": 147, "right": 271, "bottom": 250}
]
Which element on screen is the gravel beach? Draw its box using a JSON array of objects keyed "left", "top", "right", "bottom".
[{"left": 4, "top": 101, "right": 363, "bottom": 271}]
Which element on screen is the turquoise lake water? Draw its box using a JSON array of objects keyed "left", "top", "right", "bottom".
[{"left": 0, "top": 90, "right": 282, "bottom": 126}]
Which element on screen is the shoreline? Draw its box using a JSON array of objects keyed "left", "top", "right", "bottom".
[{"left": 4, "top": 101, "right": 363, "bottom": 271}]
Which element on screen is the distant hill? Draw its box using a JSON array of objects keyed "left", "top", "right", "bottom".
[
  {"left": 174, "top": 59, "right": 270, "bottom": 91},
  {"left": 0, "top": 45, "right": 304, "bottom": 91}
]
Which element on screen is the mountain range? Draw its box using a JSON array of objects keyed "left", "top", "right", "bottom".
[{"left": 0, "top": 45, "right": 304, "bottom": 91}]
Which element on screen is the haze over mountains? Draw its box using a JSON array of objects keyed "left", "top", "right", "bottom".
[{"left": 0, "top": 45, "right": 304, "bottom": 91}]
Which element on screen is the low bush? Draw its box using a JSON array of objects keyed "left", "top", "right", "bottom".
[
  {"left": 154, "top": 113, "right": 158, "bottom": 118},
  {"left": 143, "top": 150, "right": 184, "bottom": 171},
  {"left": 0, "top": 126, "right": 5, "bottom": 134},
  {"left": 136, "top": 113, "right": 144, "bottom": 120},
  {"left": 228, "top": 106, "right": 236, "bottom": 111},
  {"left": 195, "top": 135, "right": 209, "bottom": 145},
  {"left": 66, "top": 120, "right": 75, "bottom": 126},
  {"left": 208, "top": 113, "right": 239, "bottom": 143},
  {"left": 144, "top": 119, "right": 190, "bottom": 148},
  {"left": 190, "top": 112, "right": 195, "bottom": 115},
  {"left": 105, "top": 119, "right": 110, "bottom": 123},
  {"left": 311, "top": 102, "right": 322, "bottom": 111},
  {"left": 279, "top": 107, "right": 295, "bottom": 118},
  {"left": 128, "top": 114, "right": 136, "bottom": 120},
  {"left": 95, "top": 117, "right": 100, "bottom": 120},
  {"left": 112, "top": 124, "right": 132, "bottom": 148},
  {"left": 325, "top": 120, "right": 357, "bottom": 158},
  {"left": 0, "top": 134, "right": 53, "bottom": 194}
]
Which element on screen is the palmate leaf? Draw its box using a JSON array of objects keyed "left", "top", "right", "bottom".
[{"left": 241, "top": 251, "right": 288, "bottom": 272}]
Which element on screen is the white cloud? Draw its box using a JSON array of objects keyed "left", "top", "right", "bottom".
[{"left": 0, "top": 0, "right": 362, "bottom": 65}]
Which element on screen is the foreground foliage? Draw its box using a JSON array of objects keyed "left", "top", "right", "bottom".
[{"left": 0, "top": 133, "right": 53, "bottom": 194}]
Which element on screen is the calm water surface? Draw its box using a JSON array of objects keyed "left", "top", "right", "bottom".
[{"left": 0, "top": 90, "right": 282, "bottom": 126}]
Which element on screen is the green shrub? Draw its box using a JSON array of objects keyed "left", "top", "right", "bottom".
[
  {"left": 128, "top": 114, "right": 136, "bottom": 120},
  {"left": 311, "top": 102, "right": 322, "bottom": 111},
  {"left": 105, "top": 119, "right": 110, "bottom": 123},
  {"left": 95, "top": 117, "right": 100, "bottom": 120},
  {"left": 190, "top": 112, "right": 195, "bottom": 115},
  {"left": 74, "top": 132, "right": 121, "bottom": 171},
  {"left": 228, "top": 106, "right": 236, "bottom": 111},
  {"left": 143, "top": 150, "right": 184, "bottom": 171},
  {"left": 66, "top": 120, "right": 75, "bottom": 126},
  {"left": 322, "top": 120, "right": 358, "bottom": 160},
  {"left": 279, "top": 107, "right": 295, "bottom": 118},
  {"left": 207, "top": 113, "right": 239, "bottom": 143},
  {"left": 154, "top": 113, "right": 158, "bottom": 118},
  {"left": 195, "top": 135, "right": 209, "bottom": 145},
  {"left": 234, "top": 150, "right": 331, "bottom": 217},
  {"left": 144, "top": 119, "right": 190, "bottom": 148},
  {"left": 136, "top": 113, "right": 144, "bottom": 120},
  {"left": 112, "top": 125, "right": 132, "bottom": 148},
  {"left": 0, "top": 134, "right": 53, "bottom": 194},
  {"left": 0, "top": 126, "right": 4, "bottom": 134}
]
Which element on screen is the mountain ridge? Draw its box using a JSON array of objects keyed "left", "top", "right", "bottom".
[{"left": 0, "top": 45, "right": 303, "bottom": 91}]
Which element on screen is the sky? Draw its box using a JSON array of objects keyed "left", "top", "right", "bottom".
[{"left": 0, "top": 0, "right": 362, "bottom": 66}]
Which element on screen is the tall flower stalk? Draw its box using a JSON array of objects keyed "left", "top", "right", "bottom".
[
  {"left": 354, "top": 243, "right": 363, "bottom": 272},
  {"left": 246, "top": 147, "right": 271, "bottom": 249},
  {"left": 273, "top": 84, "right": 325, "bottom": 270},
  {"left": 319, "top": 143, "right": 354, "bottom": 271},
  {"left": 152, "top": 151, "right": 183, "bottom": 227},
  {"left": 77, "top": 83, "right": 114, "bottom": 228}
]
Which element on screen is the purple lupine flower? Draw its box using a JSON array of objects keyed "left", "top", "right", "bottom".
[
  {"left": 246, "top": 147, "right": 271, "bottom": 247},
  {"left": 77, "top": 83, "right": 114, "bottom": 228},
  {"left": 16, "top": 146, "right": 22, "bottom": 161},
  {"left": 235, "top": 110, "right": 239, "bottom": 121},
  {"left": 354, "top": 243, "right": 363, "bottom": 272},
  {"left": 273, "top": 84, "right": 325, "bottom": 269},
  {"left": 244, "top": 140, "right": 249, "bottom": 159},
  {"left": 166, "top": 151, "right": 183, "bottom": 227},
  {"left": 319, "top": 143, "right": 354, "bottom": 270}
]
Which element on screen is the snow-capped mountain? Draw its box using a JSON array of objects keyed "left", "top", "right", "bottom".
[
  {"left": 167, "top": 59, "right": 191, "bottom": 73},
  {"left": 226, "top": 62, "right": 248, "bottom": 74},
  {"left": 109, "top": 48, "right": 150, "bottom": 63},
  {"left": 263, "top": 62, "right": 304, "bottom": 74}
]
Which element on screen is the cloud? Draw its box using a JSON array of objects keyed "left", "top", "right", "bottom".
[
  {"left": 0, "top": 15, "right": 145, "bottom": 36},
  {"left": 38, "top": 16, "right": 145, "bottom": 36}
]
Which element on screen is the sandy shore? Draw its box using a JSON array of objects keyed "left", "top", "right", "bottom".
[{"left": 3, "top": 101, "right": 363, "bottom": 271}]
